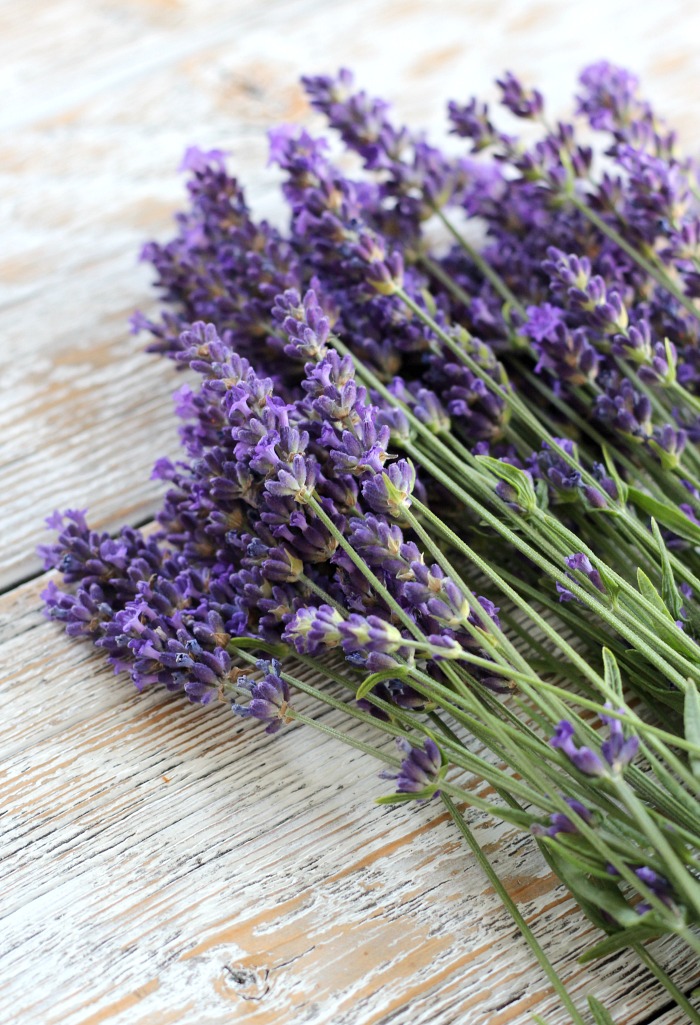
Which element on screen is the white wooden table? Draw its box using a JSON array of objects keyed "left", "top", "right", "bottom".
[{"left": 2, "top": 2, "right": 700, "bottom": 1022}]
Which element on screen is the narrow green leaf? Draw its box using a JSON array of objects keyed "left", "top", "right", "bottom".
[
  {"left": 631, "top": 570, "right": 700, "bottom": 663},
  {"left": 474, "top": 455, "right": 537, "bottom": 510},
  {"left": 641, "top": 744, "right": 700, "bottom": 820},
  {"left": 545, "top": 849, "right": 640, "bottom": 932},
  {"left": 227, "top": 638, "right": 289, "bottom": 657},
  {"left": 636, "top": 568, "right": 673, "bottom": 620},
  {"left": 684, "top": 680, "right": 700, "bottom": 780},
  {"left": 601, "top": 444, "right": 629, "bottom": 503},
  {"left": 376, "top": 791, "right": 432, "bottom": 805},
  {"left": 356, "top": 666, "right": 410, "bottom": 701},
  {"left": 541, "top": 841, "right": 617, "bottom": 881},
  {"left": 588, "top": 996, "right": 618, "bottom": 1025},
  {"left": 628, "top": 487, "right": 700, "bottom": 545},
  {"left": 578, "top": 923, "right": 663, "bottom": 962},
  {"left": 602, "top": 648, "right": 623, "bottom": 702},
  {"left": 663, "top": 337, "right": 678, "bottom": 385},
  {"left": 535, "top": 478, "right": 550, "bottom": 512},
  {"left": 651, "top": 518, "right": 683, "bottom": 620},
  {"left": 622, "top": 652, "right": 684, "bottom": 708}
]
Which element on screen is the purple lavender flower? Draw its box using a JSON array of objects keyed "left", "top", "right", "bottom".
[
  {"left": 576, "top": 62, "right": 644, "bottom": 134},
  {"left": 637, "top": 340, "right": 677, "bottom": 385},
  {"left": 635, "top": 867, "right": 676, "bottom": 914},
  {"left": 524, "top": 304, "right": 564, "bottom": 342},
  {"left": 283, "top": 604, "right": 344, "bottom": 655},
  {"left": 550, "top": 721, "right": 606, "bottom": 776},
  {"left": 385, "top": 737, "right": 443, "bottom": 798},
  {"left": 542, "top": 249, "right": 592, "bottom": 292},
  {"left": 600, "top": 706, "right": 640, "bottom": 772},
  {"left": 497, "top": 72, "right": 544, "bottom": 120},
  {"left": 362, "top": 460, "right": 416, "bottom": 519},
  {"left": 338, "top": 614, "right": 404, "bottom": 655},
  {"left": 41, "top": 579, "right": 114, "bottom": 640},
  {"left": 649, "top": 424, "right": 688, "bottom": 470},
  {"left": 303, "top": 67, "right": 469, "bottom": 226},
  {"left": 528, "top": 441, "right": 582, "bottom": 501},
  {"left": 265, "top": 454, "right": 318, "bottom": 503},
  {"left": 532, "top": 797, "right": 594, "bottom": 837},
  {"left": 271, "top": 288, "right": 331, "bottom": 361},
  {"left": 595, "top": 376, "right": 652, "bottom": 441},
  {"left": 347, "top": 516, "right": 407, "bottom": 574},
  {"left": 551, "top": 712, "right": 638, "bottom": 776},
  {"left": 564, "top": 553, "right": 606, "bottom": 593},
  {"left": 232, "top": 658, "right": 290, "bottom": 734},
  {"left": 357, "top": 235, "right": 405, "bottom": 296},
  {"left": 325, "top": 417, "right": 392, "bottom": 477},
  {"left": 588, "top": 462, "right": 620, "bottom": 506}
]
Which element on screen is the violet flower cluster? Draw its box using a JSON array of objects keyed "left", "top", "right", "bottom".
[
  {"left": 39, "top": 65, "right": 700, "bottom": 989},
  {"left": 41, "top": 285, "right": 503, "bottom": 720}
]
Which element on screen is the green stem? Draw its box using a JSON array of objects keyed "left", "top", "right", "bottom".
[
  {"left": 409, "top": 447, "right": 697, "bottom": 691},
  {"left": 433, "top": 207, "right": 527, "bottom": 316},
  {"left": 419, "top": 253, "right": 476, "bottom": 309},
  {"left": 441, "top": 794, "right": 588, "bottom": 1025},
  {"left": 306, "top": 493, "right": 423, "bottom": 642},
  {"left": 632, "top": 944, "right": 700, "bottom": 1025},
  {"left": 231, "top": 644, "right": 695, "bottom": 967},
  {"left": 612, "top": 778, "right": 700, "bottom": 918},
  {"left": 569, "top": 194, "right": 700, "bottom": 325},
  {"left": 402, "top": 506, "right": 535, "bottom": 675},
  {"left": 394, "top": 284, "right": 700, "bottom": 605},
  {"left": 300, "top": 573, "right": 346, "bottom": 614}
]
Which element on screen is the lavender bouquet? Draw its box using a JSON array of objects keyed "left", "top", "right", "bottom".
[{"left": 41, "top": 64, "right": 700, "bottom": 1023}]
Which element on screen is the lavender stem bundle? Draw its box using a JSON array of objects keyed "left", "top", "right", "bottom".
[{"left": 41, "top": 63, "right": 700, "bottom": 1020}]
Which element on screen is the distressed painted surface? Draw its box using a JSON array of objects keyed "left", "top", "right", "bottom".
[
  {"left": 1, "top": 578, "right": 698, "bottom": 1025},
  {"left": 2, "top": 1, "right": 700, "bottom": 1022}
]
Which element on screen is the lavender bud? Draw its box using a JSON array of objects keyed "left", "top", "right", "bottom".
[
  {"left": 362, "top": 460, "right": 416, "bottom": 519},
  {"left": 564, "top": 553, "right": 606, "bottom": 593},
  {"left": 265, "top": 454, "right": 318, "bottom": 503},
  {"left": 338, "top": 614, "right": 404, "bottom": 654},
  {"left": 283, "top": 604, "right": 344, "bottom": 655},
  {"left": 600, "top": 706, "right": 639, "bottom": 772},
  {"left": 497, "top": 72, "right": 544, "bottom": 119},
  {"left": 383, "top": 737, "right": 443, "bottom": 799},
  {"left": 232, "top": 658, "right": 291, "bottom": 734},
  {"left": 550, "top": 721, "right": 606, "bottom": 776}
]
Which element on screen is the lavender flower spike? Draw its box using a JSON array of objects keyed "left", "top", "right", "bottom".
[
  {"left": 635, "top": 867, "right": 676, "bottom": 914},
  {"left": 283, "top": 605, "right": 344, "bottom": 655},
  {"left": 362, "top": 459, "right": 416, "bottom": 520},
  {"left": 265, "top": 454, "right": 318, "bottom": 503},
  {"left": 552, "top": 711, "right": 639, "bottom": 777},
  {"left": 272, "top": 287, "right": 331, "bottom": 362},
  {"left": 564, "top": 553, "right": 606, "bottom": 593},
  {"left": 497, "top": 71, "right": 544, "bottom": 120},
  {"left": 550, "top": 721, "right": 606, "bottom": 777},
  {"left": 600, "top": 706, "right": 639, "bottom": 772},
  {"left": 232, "top": 658, "right": 291, "bottom": 734},
  {"left": 532, "top": 797, "right": 594, "bottom": 838},
  {"left": 338, "top": 614, "right": 404, "bottom": 655},
  {"left": 383, "top": 737, "right": 444, "bottom": 799}
]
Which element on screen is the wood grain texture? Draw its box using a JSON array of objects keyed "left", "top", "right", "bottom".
[
  {"left": 1, "top": 577, "right": 698, "bottom": 1025},
  {"left": 3, "top": 1, "right": 700, "bottom": 1022}
]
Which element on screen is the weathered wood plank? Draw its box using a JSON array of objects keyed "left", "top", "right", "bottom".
[{"left": 0, "top": 576, "right": 697, "bottom": 1025}]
